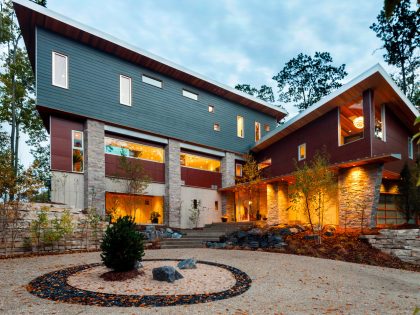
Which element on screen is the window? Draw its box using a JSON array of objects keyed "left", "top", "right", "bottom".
[
  {"left": 235, "top": 163, "right": 243, "bottom": 177},
  {"left": 142, "top": 74, "right": 162, "bottom": 88},
  {"left": 180, "top": 152, "right": 221, "bottom": 172},
  {"left": 258, "top": 158, "right": 271, "bottom": 170},
  {"left": 237, "top": 115, "right": 244, "bottom": 138},
  {"left": 72, "top": 130, "right": 84, "bottom": 172},
  {"left": 104, "top": 137, "right": 164, "bottom": 163},
  {"left": 120, "top": 75, "right": 132, "bottom": 106},
  {"left": 208, "top": 105, "right": 214, "bottom": 113},
  {"left": 298, "top": 143, "right": 306, "bottom": 161},
  {"left": 255, "top": 122, "right": 261, "bottom": 142},
  {"left": 182, "top": 89, "right": 198, "bottom": 101},
  {"left": 339, "top": 97, "right": 364, "bottom": 146},
  {"left": 264, "top": 124, "right": 270, "bottom": 132},
  {"left": 52, "top": 52, "right": 68, "bottom": 89},
  {"left": 215, "top": 201, "right": 219, "bottom": 211},
  {"left": 375, "top": 104, "right": 386, "bottom": 141},
  {"left": 408, "top": 137, "right": 413, "bottom": 159},
  {"left": 377, "top": 193, "right": 406, "bottom": 225},
  {"left": 213, "top": 123, "right": 220, "bottom": 131}
]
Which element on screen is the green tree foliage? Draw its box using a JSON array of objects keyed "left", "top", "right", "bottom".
[
  {"left": 100, "top": 216, "right": 144, "bottom": 272},
  {"left": 289, "top": 151, "right": 337, "bottom": 237},
  {"left": 370, "top": 0, "right": 419, "bottom": 108},
  {"left": 272, "top": 52, "right": 347, "bottom": 112},
  {"left": 0, "top": 0, "right": 49, "bottom": 185},
  {"left": 396, "top": 163, "right": 420, "bottom": 223}
]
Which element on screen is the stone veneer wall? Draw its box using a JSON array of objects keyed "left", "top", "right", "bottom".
[
  {"left": 361, "top": 229, "right": 420, "bottom": 265},
  {"left": 0, "top": 203, "right": 107, "bottom": 257},
  {"left": 84, "top": 119, "right": 105, "bottom": 214},
  {"left": 338, "top": 164, "right": 383, "bottom": 228},
  {"left": 266, "top": 183, "right": 279, "bottom": 225},
  {"left": 164, "top": 139, "right": 181, "bottom": 227},
  {"left": 221, "top": 152, "right": 235, "bottom": 220}
]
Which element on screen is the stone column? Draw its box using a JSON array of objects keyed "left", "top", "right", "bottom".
[
  {"left": 164, "top": 139, "right": 181, "bottom": 227},
  {"left": 338, "top": 163, "right": 383, "bottom": 229},
  {"left": 83, "top": 119, "right": 105, "bottom": 215},
  {"left": 277, "top": 182, "right": 289, "bottom": 224},
  {"left": 267, "top": 183, "right": 279, "bottom": 225},
  {"left": 221, "top": 152, "right": 235, "bottom": 220}
]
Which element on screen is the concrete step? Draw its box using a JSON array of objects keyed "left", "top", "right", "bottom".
[
  {"left": 160, "top": 244, "right": 205, "bottom": 249},
  {"left": 165, "top": 237, "right": 219, "bottom": 242},
  {"left": 160, "top": 241, "right": 206, "bottom": 246}
]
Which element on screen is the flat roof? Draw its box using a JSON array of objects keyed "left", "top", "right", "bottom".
[
  {"left": 13, "top": 0, "right": 286, "bottom": 120},
  {"left": 252, "top": 64, "right": 419, "bottom": 152}
]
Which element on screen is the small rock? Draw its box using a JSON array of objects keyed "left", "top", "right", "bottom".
[
  {"left": 166, "top": 228, "right": 173, "bottom": 234},
  {"left": 237, "top": 231, "right": 247, "bottom": 239},
  {"left": 324, "top": 231, "right": 334, "bottom": 237},
  {"left": 152, "top": 266, "right": 183, "bottom": 283},
  {"left": 134, "top": 260, "right": 142, "bottom": 269},
  {"left": 289, "top": 227, "right": 299, "bottom": 234},
  {"left": 172, "top": 232, "right": 182, "bottom": 239},
  {"left": 248, "top": 241, "right": 260, "bottom": 248},
  {"left": 177, "top": 258, "right": 197, "bottom": 269},
  {"left": 304, "top": 234, "right": 320, "bottom": 241},
  {"left": 247, "top": 228, "right": 263, "bottom": 236}
]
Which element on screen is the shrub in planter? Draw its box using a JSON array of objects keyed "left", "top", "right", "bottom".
[{"left": 100, "top": 216, "right": 144, "bottom": 272}]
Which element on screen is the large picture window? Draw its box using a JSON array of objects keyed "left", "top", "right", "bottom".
[
  {"left": 180, "top": 152, "right": 221, "bottom": 172},
  {"left": 377, "top": 193, "right": 405, "bottom": 225},
  {"left": 72, "top": 130, "right": 84, "bottom": 172},
  {"left": 339, "top": 97, "right": 364, "bottom": 146},
  {"left": 105, "top": 137, "right": 164, "bottom": 163},
  {"left": 52, "top": 51, "right": 68, "bottom": 89}
]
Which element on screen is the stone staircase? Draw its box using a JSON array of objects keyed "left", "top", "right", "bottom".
[{"left": 159, "top": 222, "right": 254, "bottom": 249}]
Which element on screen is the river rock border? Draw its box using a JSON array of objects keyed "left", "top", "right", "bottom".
[{"left": 26, "top": 259, "right": 252, "bottom": 307}]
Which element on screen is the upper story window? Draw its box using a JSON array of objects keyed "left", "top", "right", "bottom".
[
  {"left": 182, "top": 89, "right": 198, "bottom": 101},
  {"left": 142, "top": 74, "right": 162, "bottom": 88},
  {"left": 180, "top": 152, "right": 221, "bottom": 172},
  {"left": 258, "top": 158, "right": 271, "bottom": 170},
  {"left": 235, "top": 163, "right": 243, "bottom": 177},
  {"left": 375, "top": 104, "right": 386, "bottom": 141},
  {"left": 52, "top": 51, "right": 68, "bottom": 89},
  {"left": 120, "top": 75, "right": 132, "bottom": 106},
  {"left": 264, "top": 124, "right": 270, "bottom": 132},
  {"left": 298, "top": 143, "right": 306, "bottom": 161},
  {"left": 213, "top": 123, "right": 220, "bottom": 132},
  {"left": 208, "top": 105, "right": 214, "bottom": 113},
  {"left": 255, "top": 122, "right": 261, "bottom": 142},
  {"left": 408, "top": 137, "right": 413, "bottom": 159},
  {"left": 105, "top": 137, "right": 164, "bottom": 163},
  {"left": 237, "top": 115, "right": 244, "bottom": 138},
  {"left": 72, "top": 130, "right": 84, "bottom": 172},
  {"left": 339, "top": 97, "right": 364, "bottom": 146}
]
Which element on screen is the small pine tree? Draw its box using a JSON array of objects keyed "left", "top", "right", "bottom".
[{"left": 100, "top": 216, "right": 144, "bottom": 272}]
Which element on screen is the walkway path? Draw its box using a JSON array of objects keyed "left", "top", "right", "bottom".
[{"left": 0, "top": 249, "right": 419, "bottom": 314}]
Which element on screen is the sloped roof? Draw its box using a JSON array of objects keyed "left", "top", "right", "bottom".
[
  {"left": 252, "top": 64, "right": 419, "bottom": 152},
  {"left": 13, "top": 0, "right": 286, "bottom": 120}
]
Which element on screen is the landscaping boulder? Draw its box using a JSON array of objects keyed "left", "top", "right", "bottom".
[
  {"left": 289, "top": 227, "right": 299, "bottom": 234},
  {"left": 236, "top": 230, "right": 248, "bottom": 239},
  {"left": 134, "top": 260, "right": 142, "bottom": 270},
  {"left": 152, "top": 266, "right": 183, "bottom": 283},
  {"left": 171, "top": 232, "right": 182, "bottom": 239},
  {"left": 247, "top": 228, "right": 263, "bottom": 236},
  {"left": 304, "top": 234, "right": 320, "bottom": 241},
  {"left": 177, "top": 258, "right": 197, "bottom": 269}
]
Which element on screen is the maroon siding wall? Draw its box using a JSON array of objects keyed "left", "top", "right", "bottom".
[
  {"left": 50, "top": 116, "right": 84, "bottom": 172},
  {"left": 372, "top": 107, "right": 415, "bottom": 173},
  {"left": 181, "top": 167, "right": 222, "bottom": 189},
  {"left": 105, "top": 154, "right": 165, "bottom": 183},
  {"left": 257, "top": 89, "right": 372, "bottom": 178}
]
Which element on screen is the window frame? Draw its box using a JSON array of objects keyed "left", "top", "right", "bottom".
[
  {"left": 381, "top": 105, "right": 386, "bottom": 141},
  {"left": 264, "top": 124, "right": 270, "bottom": 132},
  {"left": 213, "top": 123, "right": 220, "bottom": 132},
  {"left": 71, "top": 130, "right": 84, "bottom": 173},
  {"left": 208, "top": 105, "right": 215, "bottom": 113},
  {"left": 142, "top": 74, "right": 163, "bottom": 88},
  {"left": 104, "top": 137, "right": 165, "bottom": 163},
  {"left": 255, "top": 121, "right": 261, "bottom": 142},
  {"left": 408, "top": 137, "right": 413, "bottom": 159},
  {"left": 235, "top": 163, "right": 243, "bottom": 177},
  {"left": 119, "top": 75, "right": 132, "bottom": 106},
  {"left": 52, "top": 51, "right": 68, "bottom": 89},
  {"left": 298, "top": 143, "right": 306, "bottom": 161},
  {"left": 237, "top": 115, "right": 244, "bottom": 138},
  {"left": 182, "top": 89, "right": 198, "bottom": 101}
]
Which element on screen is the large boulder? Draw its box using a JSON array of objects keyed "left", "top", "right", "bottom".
[
  {"left": 177, "top": 258, "right": 197, "bottom": 269},
  {"left": 152, "top": 266, "right": 183, "bottom": 283}
]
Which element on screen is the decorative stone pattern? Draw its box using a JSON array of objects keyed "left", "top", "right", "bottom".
[
  {"left": 221, "top": 153, "right": 236, "bottom": 219},
  {"left": 277, "top": 182, "right": 289, "bottom": 224},
  {"left": 361, "top": 229, "right": 420, "bottom": 265},
  {"left": 338, "top": 164, "right": 383, "bottom": 228},
  {"left": 26, "top": 259, "right": 252, "bottom": 307},
  {"left": 165, "top": 139, "right": 181, "bottom": 228},
  {"left": 84, "top": 119, "right": 106, "bottom": 214},
  {"left": 266, "top": 183, "right": 279, "bottom": 225},
  {"left": 224, "top": 192, "right": 235, "bottom": 221}
]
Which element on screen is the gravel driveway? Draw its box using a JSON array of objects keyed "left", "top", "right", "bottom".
[{"left": 0, "top": 249, "right": 419, "bottom": 314}]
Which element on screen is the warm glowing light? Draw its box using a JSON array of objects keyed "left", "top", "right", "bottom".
[{"left": 353, "top": 116, "right": 364, "bottom": 129}]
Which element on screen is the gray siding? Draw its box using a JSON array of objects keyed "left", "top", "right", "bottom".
[{"left": 36, "top": 28, "right": 276, "bottom": 153}]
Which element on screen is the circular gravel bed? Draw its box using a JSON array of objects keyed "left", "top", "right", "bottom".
[{"left": 26, "top": 259, "right": 252, "bottom": 307}]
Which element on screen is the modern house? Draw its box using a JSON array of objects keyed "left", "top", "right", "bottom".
[{"left": 14, "top": 0, "right": 419, "bottom": 229}]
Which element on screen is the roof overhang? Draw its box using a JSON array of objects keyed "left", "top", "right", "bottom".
[
  {"left": 12, "top": 0, "right": 286, "bottom": 120},
  {"left": 252, "top": 64, "right": 419, "bottom": 152},
  {"left": 218, "top": 153, "right": 401, "bottom": 192}
]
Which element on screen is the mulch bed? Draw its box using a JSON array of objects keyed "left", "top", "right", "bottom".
[
  {"left": 26, "top": 259, "right": 252, "bottom": 307},
  {"left": 100, "top": 269, "right": 145, "bottom": 281}
]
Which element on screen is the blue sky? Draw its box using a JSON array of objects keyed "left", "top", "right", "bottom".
[{"left": 19, "top": 0, "right": 390, "bottom": 166}]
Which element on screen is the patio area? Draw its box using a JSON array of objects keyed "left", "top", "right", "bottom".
[{"left": 0, "top": 249, "right": 419, "bottom": 314}]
